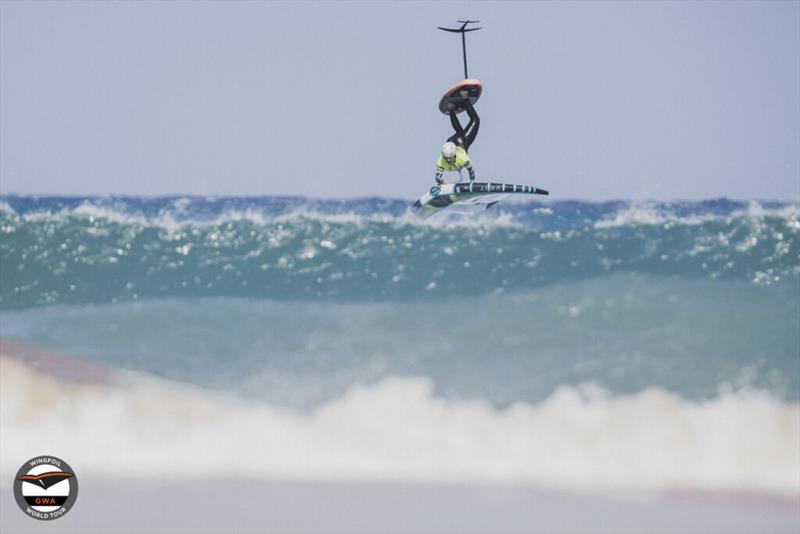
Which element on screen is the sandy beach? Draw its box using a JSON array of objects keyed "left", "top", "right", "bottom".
[{"left": 1, "top": 477, "right": 799, "bottom": 534}]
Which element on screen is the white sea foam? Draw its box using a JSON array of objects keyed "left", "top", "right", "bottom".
[
  {"left": 0, "top": 200, "right": 15, "bottom": 215},
  {"left": 5, "top": 198, "right": 798, "bottom": 235},
  {"left": 16, "top": 201, "right": 159, "bottom": 228},
  {"left": 269, "top": 206, "right": 523, "bottom": 231},
  {"left": 58, "top": 205, "right": 522, "bottom": 234},
  {"left": 2, "top": 357, "right": 797, "bottom": 496},
  {"left": 594, "top": 201, "right": 800, "bottom": 229},
  {"left": 0, "top": 194, "right": 530, "bottom": 231}
]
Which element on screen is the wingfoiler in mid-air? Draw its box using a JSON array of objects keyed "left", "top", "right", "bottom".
[{"left": 413, "top": 20, "right": 549, "bottom": 217}]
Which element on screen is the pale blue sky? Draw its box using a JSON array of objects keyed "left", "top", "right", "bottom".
[{"left": 1, "top": 1, "right": 798, "bottom": 200}]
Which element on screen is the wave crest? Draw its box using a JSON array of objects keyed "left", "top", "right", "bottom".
[{"left": 2, "top": 356, "right": 796, "bottom": 495}]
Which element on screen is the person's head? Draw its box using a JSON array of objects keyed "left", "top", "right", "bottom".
[{"left": 441, "top": 142, "right": 457, "bottom": 165}]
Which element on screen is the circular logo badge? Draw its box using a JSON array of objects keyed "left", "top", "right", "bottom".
[
  {"left": 13, "top": 455, "right": 78, "bottom": 521},
  {"left": 430, "top": 186, "right": 441, "bottom": 197}
]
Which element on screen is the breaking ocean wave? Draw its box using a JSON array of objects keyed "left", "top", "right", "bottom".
[{"left": 1, "top": 195, "right": 798, "bottom": 496}]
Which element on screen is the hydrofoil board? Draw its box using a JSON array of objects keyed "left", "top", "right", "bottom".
[
  {"left": 438, "top": 79, "right": 482, "bottom": 115},
  {"left": 412, "top": 181, "right": 548, "bottom": 217}
]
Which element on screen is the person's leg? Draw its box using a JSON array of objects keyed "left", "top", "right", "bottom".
[
  {"left": 463, "top": 119, "right": 479, "bottom": 150},
  {"left": 446, "top": 110, "right": 466, "bottom": 146},
  {"left": 461, "top": 100, "right": 480, "bottom": 150},
  {"left": 449, "top": 109, "right": 465, "bottom": 136},
  {"left": 447, "top": 133, "right": 463, "bottom": 145},
  {"left": 447, "top": 109, "right": 464, "bottom": 146}
]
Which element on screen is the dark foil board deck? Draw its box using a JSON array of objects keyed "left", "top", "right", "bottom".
[{"left": 438, "top": 79, "right": 482, "bottom": 115}]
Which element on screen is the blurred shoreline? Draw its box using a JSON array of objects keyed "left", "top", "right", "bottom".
[
  {"left": 2, "top": 338, "right": 798, "bottom": 533},
  {"left": 2, "top": 477, "right": 798, "bottom": 534}
]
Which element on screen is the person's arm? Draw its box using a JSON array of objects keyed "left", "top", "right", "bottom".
[
  {"left": 457, "top": 149, "right": 476, "bottom": 181},
  {"left": 435, "top": 155, "right": 446, "bottom": 184},
  {"left": 464, "top": 159, "right": 476, "bottom": 181}
]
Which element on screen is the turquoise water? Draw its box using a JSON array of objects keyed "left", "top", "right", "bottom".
[{"left": 1, "top": 196, "right": 798, "bottom": 404}]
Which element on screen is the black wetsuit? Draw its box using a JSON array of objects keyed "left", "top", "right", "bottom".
[{"left": 447, "top": 97, "right": 480, "bottom": 150}]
